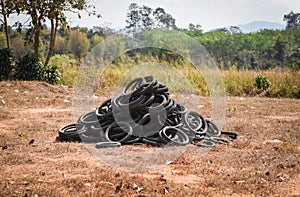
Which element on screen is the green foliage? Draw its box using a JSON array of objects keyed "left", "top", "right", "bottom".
[
  {"left": 254, "top": 74, "right": 271, "bottom": 92},
  {"left": 126, "top": 3, "right": 177, "bottom": 34},
  {"left": 49, "top": 54, "right": 77, "bottom": 85},
  {"left": 10, "top": 0, "right": 99, "bottom": 58},
  {"left": 98, "top": 53, "right": 300, "bottom": 98},
  {"left": 283, "top": 11, "right": 300, "bottom": 30},
  {"left": 90, "top": 34, "right": 103, "bottom": 48},
  {"left": 68, "top": 29, "right": 90, "bottom": 59},
  {"left": 14, "top": 52, "right": 60, "bottom": 84},
  {"left": 53, "top": 35, "right": 69, "bottom": 54},
  {"left": 0, "top": 32, "right": 7, "bottom": 48},
  {"left": 1, "top": 4, "right": 299, "bottom": 99},
  {"left": 18, "top": 131, "right": 28, "bottom": 137},
  {"left": 0, "top": 48, "right": 14, "bottom": 80},
  {"left": 10, "top": 34, "right": 31, "bottom": 60},
  {"left": 185, "top": 28, "right": 300, "bottom": 71},
  {"left": 43, "top": 65, "right": 61, "bottom": 84},
  {"left": 15, "top": 53, "right": 44, "bottom": 81},
  {"left": 223, "top": 70, "right": 256, "bottom": 96},
  {"left": 286, "top": 47, "right": 300, "bottom": 70}
]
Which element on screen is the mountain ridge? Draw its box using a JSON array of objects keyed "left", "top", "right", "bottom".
[{"left": 237, "top": 21, "right": 285, "bottom": 33}]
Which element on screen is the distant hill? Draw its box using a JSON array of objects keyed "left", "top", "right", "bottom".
[{"left": 238, "top": 21, "right": 285, "bottom": 33}]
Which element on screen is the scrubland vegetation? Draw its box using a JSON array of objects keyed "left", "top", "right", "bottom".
[{"left": 0, "top": 2, "right": 299, "bottom": 98}]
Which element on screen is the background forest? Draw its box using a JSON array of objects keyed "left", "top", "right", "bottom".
[{"left": 0, "top": 2, "right": 299, "bottom": 98}]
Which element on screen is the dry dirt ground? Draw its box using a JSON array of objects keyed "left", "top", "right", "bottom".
[{"left": 0, "top": 81, "right": 299, "bottom": 196}]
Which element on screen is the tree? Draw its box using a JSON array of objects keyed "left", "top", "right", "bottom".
[
  {"left": 10, "top": 33, "right": 31, "bottom": 60},
  {"left": 273, "top": 37, "right": 285, "bottom": 61},
  {"left": 126, "top": 3, "right": 141, "bottom": 33},
  {"left": 284, "top": 11, "right": 300, "bottom": 30},
  {"left": 188, "top": 23, "right": 195, "bottom": 30},
  {"left": 153, "top": 7, "right": 176, "bottom": 30},
  {"left": 229, "top": 26, "right": 242, "bottom": 34},
  {"left": 0, "top": 0, "right": 14, "bottom": 48},
  {"left": 90, "top": 34, "right": 103, "bottom": 49},
  {"left": 188, "top": 23, "right": 202, "bottom": 31},
  {"left": 153, "top": 7, "right": 165, "bottom": 28},
  {"left": 68, "top": 28, "right": 90, "bottom": 60},
  {"left": 86, "top": 26, "right": 105, "bottom": 39},
  {"left": 139, "top": 5, "right": 153, "bottom": 30},
  {"left": 285, "top": 46, "right": 300, "bottom": 70},
  {"left": 53, "top": 34, "right": 69, "bottom": 55},
  {"left": 12, "top": 0, "right": 99, "bottom": 66},
  {"left": 126, "top": 4, "right": 177, "bottom": 33},
  {"left": 0, "top": 32, "right": 6, "bottom": 47}
]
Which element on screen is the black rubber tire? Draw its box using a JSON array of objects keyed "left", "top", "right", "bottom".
[
  {"left": 139, "top": 76, "right": 158, "bottom": 94},
  {"left": 122, "top": 77, "right": 146, "bottom": 96},
  {"left": 95, "top": 141, "right": 121, "bottom": 148},
  {"left": 199, "top": 138, "right": 215, "bottom": 148},
  {"left": 96, "top": 99, "right": 113, "bottom": 119},
  {"left": 221, "top": 131, "right": 238, "bottom": 139},
  {"left": 147, "top": 93, "right": 168, "bottom": 113},
  {"left": 105, "top": 121, "right": 133, "bottom": 144},
  {"left": 58, "top": 123, "right": 86, "bottom": 142},
  {"left": 142, "top": 137, "right": 162, "bottom": 146},
  {"left": 183, "top": 111, "right": 207, "bottom": 135},
  {"left": 78, "top": 110, "right": 100, "bottom": 127},
  {"left": 210, "top": 136, "right": 230, "bottom": 145},
  {"left": 206, "top": 120, "right": 221, "bottom": 137},
  {"left": 159, "top": 126, "right": 190, "bottom": 146}
]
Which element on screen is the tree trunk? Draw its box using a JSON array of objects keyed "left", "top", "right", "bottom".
[
  {"left": 44, "top": 18, "right": 58, "bottom": 67},
  {"left": 33, "top": 27, "right": 40, "bottom": 56},
  {"left": 0, "top": 0, "right": 10, "bottom": 48},
  {"left": 31, "top": 4, "right": 40, "bottom": 57}
]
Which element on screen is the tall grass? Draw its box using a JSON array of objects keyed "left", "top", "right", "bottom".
[
  {"left": 56, "top": 53, "right": 300, "bottom": 98},
  {"left": 222, "top": 70, "right": 300, "bottom": 98}
]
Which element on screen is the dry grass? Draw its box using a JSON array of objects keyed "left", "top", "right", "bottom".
[
  {"left": 94, "top": 59, "right": 300, "bottom": 98},
  {"left": 0, "top": 81, "right": 299, "bottom": 196},
  {"left": 222, "top": 70, "right": 300, "bottom": 98},
  {"left": 52, "top": 52, "right": 300, "bottom": 98}
]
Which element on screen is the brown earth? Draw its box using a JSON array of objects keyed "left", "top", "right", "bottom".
[{"left": 0, "top": 81, "right": 299, "bottom": 196}]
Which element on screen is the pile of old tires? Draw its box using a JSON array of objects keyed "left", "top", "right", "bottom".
[{"left": 57, "top": 76, "right": 237, "bottom": 148}]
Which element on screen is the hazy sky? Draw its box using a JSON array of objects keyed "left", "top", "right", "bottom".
[
  {"left": 79, "top": 0, "right": 300, "bottom": 30},
  {"left": 9, "top": 0, "right": 300, "bottom": 31}
]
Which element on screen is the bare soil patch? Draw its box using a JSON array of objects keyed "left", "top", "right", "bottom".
[{"left": 0, "top": 81, "right": 299, "bottom": 196}]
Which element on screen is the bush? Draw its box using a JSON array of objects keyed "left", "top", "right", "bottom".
[
  {"left": 43, "top": 65, "right": 61, "bottom": 84},
  {"left": 49, "top": 54, "right": 77, "bottom": 85},
  {"left": 0, "top": 48, "right": 14, "bottom": 81},
  {"left": 222, "top": 70, "right": 256, "bottom": 96},
  {"left": 15, "top": 52, "right": 60, "bottom": 84},
  {"left": 254, "top": 74, "right": 271, "bottom": 92},
  {"left": 15, "top": 53, "right": 44, "bottom": 81}
]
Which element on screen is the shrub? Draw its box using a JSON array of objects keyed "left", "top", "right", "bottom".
[
  {"left": 222, "top": 70, "right": 256, "bottom": 96},
  {"left": 49, "top": 54, "right": 77, "bottom": 85},
  {"left": 0, "top": 48, "right": 14, "bottom": 81},
  {"left": 43, "top": 65, "right": 61, "bottom": 84},
  {"left": 14, "top": 53, "right": 44, "bottom": 81},
  {"left": 254, "top": 73, "right": 271, "bottom": 92},
  {"left": 15, "top": 52, "right": 60, "bottom": 84}
]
